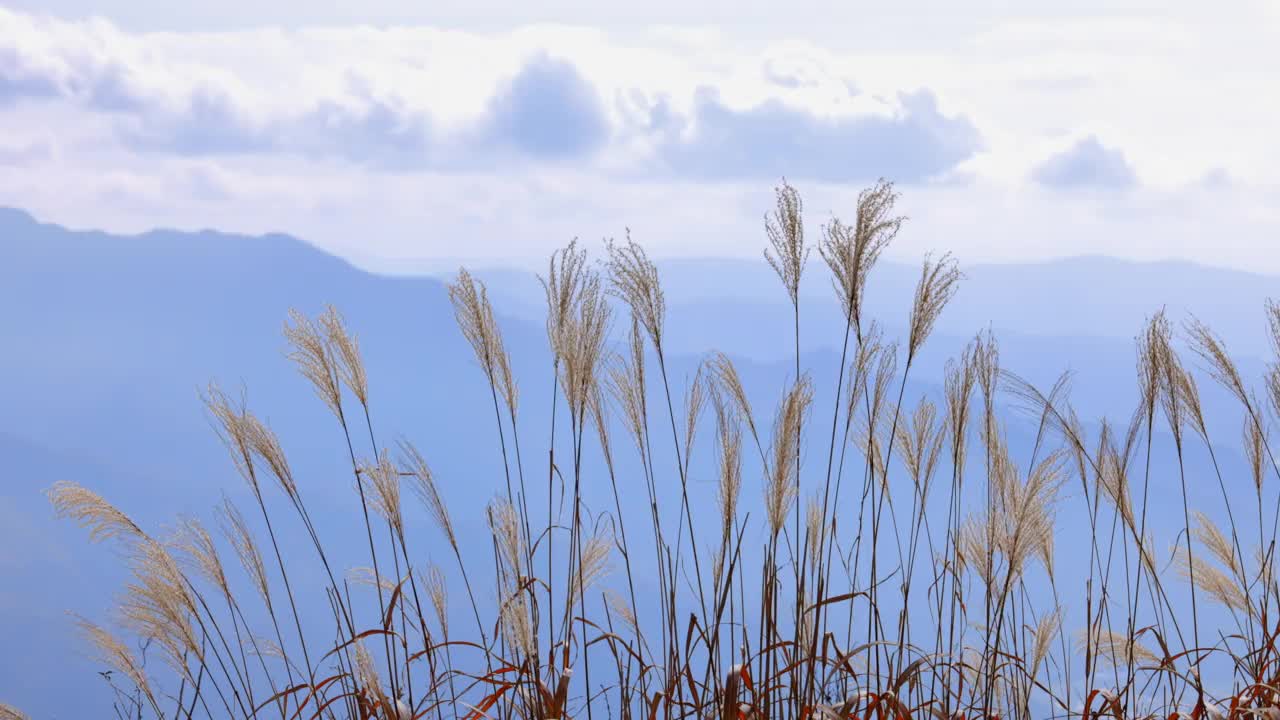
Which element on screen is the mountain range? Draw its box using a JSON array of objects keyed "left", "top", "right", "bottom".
[{"left": 1, "top": 206, "right": 1272, "bottom": 716}]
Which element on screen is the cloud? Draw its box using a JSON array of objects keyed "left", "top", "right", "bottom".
[
  {"left": 116, "top": 86, "right": 273, "bottom": 154},
  {"left": 0, "top": 9, "right": 985, "bottom": 183},
  {"left": 477, "top": 54, "right": 609, "bottom": 159},
  {"left": 0, "top": 12, "right": 150, "bottom": 111},
  {"left": 1032, "top": 136, "right": 1136, "bottom": 189},
  {"left": 117, "top": 78, "right": 433, "bottom": 168},
  {"left": 294, "top": 96, "right": 431, "bottom": 168},
  {"left": 651, "top": 88, "right": 981, "bottom": 183},
  {"left": 0, "top": 45, "right": 64, "bottom": 104},
  {"left": 0, "top": 136, "right": 53, "bottom": 165}
]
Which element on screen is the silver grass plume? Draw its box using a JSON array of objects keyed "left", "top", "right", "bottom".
[
  {"left": 711, "top": 382, "right": 744, "bottom": 537},
  {"left": 48, "top": 481, "right": 145, "bottom": 545},
  {"left": 556, "top": 265, "right": 611, "bottom": 423},
  {"left": 763, "top": 178, "right": 808, "bottom": 307},
  {"left": 423, "top": 563, "right": 448, "bottom": 636},
  {"left": 119, "top": 538, "right": 202, "bottom": 678},
  {"left": 172, "top": 517, "right": 231, "bottom": 600},
  {"left": 74, "top": 616, "right": 159, "bottom": 711},
  {"left": 570, "top": 526, "right": 613, "bottom": 605},
  {"left": 896, "top": 395, "right": 945, "bottom": 494},
  {"left": 218, "top": 498, "right": 272, "bottom": 609},
  {"left": 0, "top": 705, "right": 31, "bottom": 720},
  {"left": 818, "top": 179, "right": 904, "bottom": 333},
  {"left": 540, "top": 239, "right": 590, "bottom": 368},
  {"left": 400, "top": 439, "right": 457, "bottom": 550},
  {"left": 907, "top": 252, "right": 962, "bottom": 359},
  {"left": 244, "top": 411, "right": 297, "bottom": 500},
  {"left": 1186, "top": 316, "right": 1251, "bottom": 409},
  {"left": 766, "top": 375, "right": 813, "bottom": 534},
  {"left": 284, "top": 309, "right": 344, "bottom": 419},
  {"left": 203, "top": 382, "right": 257, "bottom": 491},
  {"left": 361, "top": 450, "right": 404, "bottom": 535},
  {"left": 319, "top": 305, "right": 369, "bottom": 409},
  {"left": 605, "top": 318, "right": 649, "bottom": 458},
  {"left": 605, "top": 232, "right": 666, "bottom": 353},
  {"left": 448, "top": 268, "right": 518, "bottom": 414}
]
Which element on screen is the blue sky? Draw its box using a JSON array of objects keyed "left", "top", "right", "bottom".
[{"left": 0, "top": 1, "right": 1277, "bottom": 272}]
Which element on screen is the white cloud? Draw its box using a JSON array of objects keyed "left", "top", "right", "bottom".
[
  {"left": 0, "top": 5, "right": 1277, "bottom": 273},
  {"left": 1032, "top": 136, "right": 1136, "bottom": 189},
  {"left": 0, "top": 9, "right": 982, "bottom": 179}
]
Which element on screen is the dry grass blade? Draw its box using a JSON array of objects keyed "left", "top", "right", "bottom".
[
  {"left": 1030, "top": 609, "right": 1061, "bottom": 679},
  {"left": 588, "top": 384, "right": 615, "bottom": 474},
  {"left": 488, "top": 497, "right": 524, "bottom": 577},
  {"left": 712, "top": 383, "right": 744, "bottom": 536},
  {"left": 819, "top": 179, "right": 904, "bottom": 330},
  {"left": 1185, "top": 316, "right": 1250, "bottom": 408},
  {"left": 48, "top": 481, "right": 145, "bottom": 545},
  {"left": 423, "top": 563, "right": 448, "bottom": 635},
  {"left": 284, "top": 309, "right": 343, "bottom": 418},
  {"left": 896, "top": 396, "right": 944, "bottom": 491},
  {"left": 1083, "top": 629, "right": 1159, "bottom": 667},
  {"left": 557, "top": 266, "right": 611, "bottom": 419},
  {"left": 855, "top": 341, "right": 899, "bottom": 483},
  {"left": 173, "top": 516, "right": 231, "bottom": 599},
  {"left": 805, "top": 494, "right": 823, "bottom": 570},
  {"left": 708, "top": 351, "right": 761, "bottom": 450},
  {"left": 606, "top": 319, "right": 649, "bottom": 457},
  {"left": 683, "top": 361, "right": 708, "bottom": 468},
  {"left": 1143, "top": 311, "right": 1195, "bottom": 445},
  {"left": 499, "top": 591, "right": 535, "bottom": 659},
  {"left": 1192, "top": 511, "right": 1242, "bottom": 578},
  {"left": 119, "top": 539, "right": 202, "bottom": 677},
  {"left": 319, "top": 305, "right": 369, "bottom": 408},
  {"left": 244, "top": 411, "right": 298, "bottom": 499},
  {"left": 1245, "top": 415, "right": 1266, "bottom": 492},
  {"left": 844, "top": 321, "right": 884, "bottom": 426},
  {"left": 764, "top": 178, "right": 808, "bottom": 306},
  {"left": 400, "top": 439, "right": 456, "bottom": 549},
  {"left": 349, "top": 566, "right": 398, "bottom": 593},
  {"left": 1097, "top": 427, "right": 1138, "bottom": 533},
  {"left": 1015, "top": 450, "right": 1066, "bottom": 578},
  {"left": 570, "top": 526, "right": 613, "bottom": 605},
  {"left": 360, "top": 450, "right": 404, "bottom": 534},
  {"left": 0, "top": 704, "right": 31, "bottom": 720},
  {"left": 449, "top": 268, "right": 518, "bottom": 413},
  {"left": 605, "top": 232, "right": 665, "bottom": 351},
  {"left": 354, "top": 641, "right": 393, "bottom": 712},
  {"left": 974, "top": 330, "right": 1000, "bottom": 421},
  {"left": 218, "top": 497, "right": 272, "bottom": 608},
  {"left": 74, "top": 616, "right": 159, "bottom": 708},
  {"left": 1180, "top": 551, "right": 1250, "bottom": 616},
  {"left": 766, "top": 375, "right": 812, "bottom": 534},
  {"left": 907, "top": 253, "right": 962, "bottom": 358},
  {"left": 1267, "top": 299, "right": 1280, "bottom": 420},
  {"left": 540, "top": 238, "right": 590, "bottom": 362},
  {"left": 203, "top": 382, "right": 256, "bottom": 489},
  {"left": 605, "top": 589, "right": 638, "bottom": 635},
  {"left": 944, "top": 341, "right": 978, "bottom": 474}
]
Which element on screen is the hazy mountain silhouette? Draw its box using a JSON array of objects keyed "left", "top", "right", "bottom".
[{"left": 0, "top": 207, "right": 1266, "bottom": 716}]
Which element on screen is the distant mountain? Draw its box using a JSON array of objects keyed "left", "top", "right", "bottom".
[
  {"left": 0, "top": 207, "right": 1265, "bottom": 716},
  {"left": 0, "top": 207, "right": 556, "bottom": 716},
  {"left": 473, "top": 254, "right": 1280, "bottom": 362}
]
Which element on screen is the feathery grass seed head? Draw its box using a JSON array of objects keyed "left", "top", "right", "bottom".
[{"left": 764, "top": 178, "right": 808, "bottom": 305}]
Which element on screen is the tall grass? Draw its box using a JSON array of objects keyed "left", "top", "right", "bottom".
[{"left": 19, "top": 179, "right": 1280, "bottom": 719}]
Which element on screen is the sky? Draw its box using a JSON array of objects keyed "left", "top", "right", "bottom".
[{"left": 1, "top": 1, "right": 1278, "bottom": 273}]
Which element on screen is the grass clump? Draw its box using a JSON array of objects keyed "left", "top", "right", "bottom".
[{"left": 17, "top": 179, "right": 1280, "bottom": 720}]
